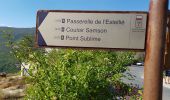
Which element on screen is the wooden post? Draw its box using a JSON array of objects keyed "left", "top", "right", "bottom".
[{"left": 144, "top": 0, "right": 168, "bottom": 100}]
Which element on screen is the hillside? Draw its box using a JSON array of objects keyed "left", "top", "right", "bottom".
[
  {"left": 0, "top": 27, "right": 35, "bottom": 40},
  {"left": 0, "top": 27, "right": 35, "bottom": 73}
]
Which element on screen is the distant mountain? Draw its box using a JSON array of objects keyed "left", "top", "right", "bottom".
[
  {"left": 0, "top": 27, "right": 35, "bottom": 40},
  {"left": 0, "top": 27, "right": 35, "bottom": 73},
  {"left": 0, "top": 27, "right": 35, "bottom": 48}
]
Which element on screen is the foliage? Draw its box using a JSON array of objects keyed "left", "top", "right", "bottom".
[
  {"left": 26, "top": 50, "right": 135, "bottom": 100},
  {"left": 2, "top": 32, "right": 144, "bottom": 99},
  {"left": 0, "top": 29, "right": 19, "bottom": 73},
  {"left": 0, "top": 27, "right": 34, "bottom": 73},
  {"left": 26, "top": 50, "right": 134, "bottom": 99}
]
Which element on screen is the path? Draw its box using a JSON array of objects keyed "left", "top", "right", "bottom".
[{"left": 122, "top": 65, "right": 170, "bottom": 100}]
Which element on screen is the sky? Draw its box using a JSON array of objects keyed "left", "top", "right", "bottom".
[{"left": 0, "top": 0, "right": 166, "bottom": 28}]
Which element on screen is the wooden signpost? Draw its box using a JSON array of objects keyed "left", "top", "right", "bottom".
[
  {"left": 35, "top": 0, "right": 169, "bottom": 99},
  {"left": 144, "top": 0, "right": 168, "bottom": 100}
]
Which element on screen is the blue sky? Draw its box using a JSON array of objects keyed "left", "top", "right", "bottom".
[{"left": 0, "top": 0, "right": 164, "bottom": 28}]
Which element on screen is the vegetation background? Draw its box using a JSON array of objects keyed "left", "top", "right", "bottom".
[{"left": 0, "top": 27, "right": 34, "bottom": 73}]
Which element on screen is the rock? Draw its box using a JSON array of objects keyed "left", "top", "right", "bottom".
[{"left": 0, "top": 72, "right": 7, "bottom": 78}]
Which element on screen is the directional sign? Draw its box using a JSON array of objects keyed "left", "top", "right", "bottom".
[{"left": 36, "top": 10, "right": 147, "bottom": 50}]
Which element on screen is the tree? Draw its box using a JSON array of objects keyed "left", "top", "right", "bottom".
[{"left": 0, "top": 30, "right": 19, "bottom": 73}]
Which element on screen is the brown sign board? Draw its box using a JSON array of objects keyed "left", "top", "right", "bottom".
[{"left": 36, "top": 10, "right": 148, "bottom": 50}]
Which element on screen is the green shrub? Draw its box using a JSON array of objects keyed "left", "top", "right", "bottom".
[
  {"left": 22, "top": 49, "right": 134, "bottom": 100},
  {"left": 4, "top": 35, "right": 137, "bottom": 99}
]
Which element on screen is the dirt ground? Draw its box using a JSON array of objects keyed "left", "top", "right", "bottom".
[{"left": 0, "top": 74, "right": 26, "bottom": 100}]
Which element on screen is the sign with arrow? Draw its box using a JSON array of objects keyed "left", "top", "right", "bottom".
[{"left": 36, "top": 10, "right": 147, "bottom": 50}]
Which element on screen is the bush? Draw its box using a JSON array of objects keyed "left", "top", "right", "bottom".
[
  {"left": 5, "top": 36, "right": 138, "bottom": 99},
  {"left": 22, "top": 49, "right": 134, "bottom": 100}
]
